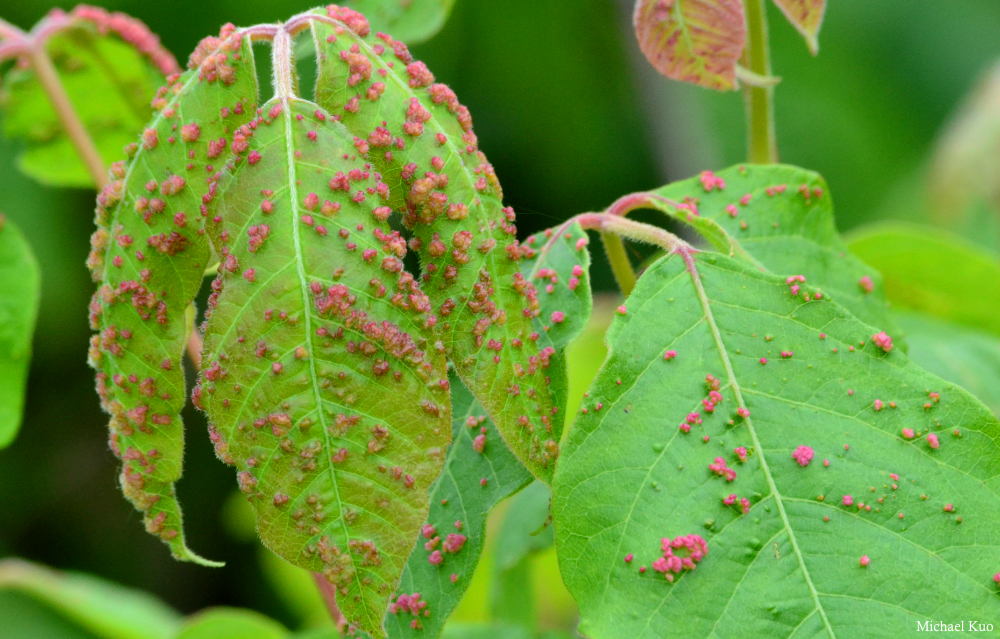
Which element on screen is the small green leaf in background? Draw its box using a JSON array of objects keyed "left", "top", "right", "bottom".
[
  {"left": 648, "top": 164, "right": 900, "bottom": 338},
  {"left": 346, "top": 0, "right": 457, "bottom": 45},
  {"left": 633, "top": 0, "right": 746, "bottom": 91},
  {"left": 0, "top": 558, "right": 182, "bottom": 639},
  {"left": 174, "top": 609, "right": 288, "bottom": 639},
  {"left": 847, "top": 222, "right": 1000, "bottom": 337},
  {"left": 0, "top": 7, "right": 179, "bottom": 188},
  {"left": 771, "top": 0, "right": 826, "bottom": 55},
  {"left": 553, "top": 249, "right": 1000, "bottom": 638},
  {"left": 0, "top": 216, "right": 41, "bottom": 449},
  {"left": 440, "top": 623, "right": 531, "bottom": 639}
]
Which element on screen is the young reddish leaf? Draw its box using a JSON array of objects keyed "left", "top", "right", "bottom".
[
  {"left": 311, "top": 9, "right": 563, "bottom": 482},
  {"left": 771, "top": 0, "right": 826, "bottom": 55},
  {"left": 0, "top": 6, "right": 179, "bottom": 187},
  {"left": 553, "top": 249, "right": 1000, "bottom": 637},
  {"left": 631, "top": 164, "right": 899, "bottom": 340},
  {"left": 86, "top": 26, "right": 258, "bottom": 566},
  {"left": 633, "top": 0, "right": 746, "bottom": 91},
  {"left": 0, "top": 217, "right": 40, "bottom": 449},
  {"left": 199, "top": 93, "right": 451, "bottom": 637}
]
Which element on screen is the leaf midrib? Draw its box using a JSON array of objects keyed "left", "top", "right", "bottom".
[{"left": 681, "top": 249, "right": 837, "bottom": 639}]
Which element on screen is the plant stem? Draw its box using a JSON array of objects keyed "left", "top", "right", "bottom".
[
  {"left": 741, "top": 0, "right": 777, "bottom": 164},
  {"left": 600, "top": 232, "right": 637, "bottom": 298},
  {"left": 312, "top": 572, "right": 347, "bottom": 627},
  {"left": 580, "top": 213, "right": 690, "bottom": 255},
  {"left": 27, "top": 43, "right": 108, "bottom": 189}
]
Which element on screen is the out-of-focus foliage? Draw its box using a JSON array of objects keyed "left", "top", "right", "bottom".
[{"left": 348, "top": 0, "right": 456, "bottom": 45}]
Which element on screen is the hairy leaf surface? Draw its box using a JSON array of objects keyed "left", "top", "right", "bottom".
[
  {"left": 311, "top": 9, "right": 563, "bottom": 482},
  {"left": 644, "top": 164, "right": 898, "bottom": 337},
  {"left": 553, "top": 249, "right": 1000, "bottom": 638},
  {"left": 0, "top": 7, "right": 179, "bottom": 187},
  {"left": 0, "top": 217, "right": 40, "bottom": 449},
  {"left": 633, "top": 0, "right": 746, "bottom": 90},
  {"left": 199, "top": 93, "right": 450, "bottom": 636},
  {"left": 897, "top": 312, "right": 1000, "bottom": 419},
  {"left": 347, "top": 0, "right": 456, "bottom": 45},
  {"left": 86, "top": 27, "right": 258, "bottom": 565},
  {"left": 771, "top": 0, "right": 826, "bottom": 55},
  {"left": 848, "top": 223, "right": 1000, "bottom": 337}
]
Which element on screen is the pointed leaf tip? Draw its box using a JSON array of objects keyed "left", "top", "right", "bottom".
[{"left": 771, "top": 0, "right": 826, "bottom": 55}]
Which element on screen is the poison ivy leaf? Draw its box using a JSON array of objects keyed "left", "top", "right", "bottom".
[
  {"left": 198, "top": 91, "right": 451, "bottom": 636},
  {"left": 847, "top": 222, "right": 1000, "bottom": 337},
  {"left": 0, "top": 216, "right": 40, "bottom": 449},
  {"left": 643, "top": 164, "right": 899, "bottom": 338},
  {"left": 896, "top": 312, "right": 1000, "bottom": 419},
  {"left": 346, "top": 0, "right": 457, "bottom": 45},
  {"left": 174, "top": 609, "right": 288, "bottom": 639},
  {"left": 633, "top": 0, "right": 746, "bottom": 91},
  {"left": 0, "top": 558, "right": 181, "bottom": 639},
  {"left": 382, "top": 375, "right": 532, "bottom": 638},
  {"left": 771, "top": 0, "right": 826, "bottom": 55},
  {"left": 553, "top": 249, "right": 1000, "bottom": 638},
  {"left": 86, "top": 26, "right": 258, "bottom": 565},
  {"left": 0, "top": 7, "right": 179, "bottom": 188},
  {"left": 312, "top": 9, "right": 564, "bottom": 482}
]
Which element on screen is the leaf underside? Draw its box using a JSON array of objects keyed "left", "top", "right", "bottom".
[
  {"left": 633, "top": 0, "right": 746, "bottom": 91},
  {"left": 311, "top": 10, "right": 563, "bottom": 483},
  {"left": 0, "top": 218, "right": 41, "bottom": 449},
  {"left": 346, "top": 0, "right": 457, "bottom": 45},
  {"left": 771, "top": 0, "right": 826, "bottom": 55},
  {"left": 649, "top": 164, "right": 901, "bottom": 342},
  {"left": 198, "top": 94, "right": 451, "bottom": 636},
  {"left": 87, "top": 28, "right": 259, "bottom": 566},
  {"left": 553, "top": 250, "right": 1000, "bottom": 638},
  {"left": 0, "top": 20, "right": 170, "bottom": 188}
]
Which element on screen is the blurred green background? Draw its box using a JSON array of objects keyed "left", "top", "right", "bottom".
[{"left": 3, "top": 0, "right": 1000, "bottom": 635}]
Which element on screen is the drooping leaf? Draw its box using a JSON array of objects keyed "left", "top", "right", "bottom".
[
  {"left": 0, "top": 558, "right": 182, "bottom": 639},
  {"left": 642, "top": 164, "right": 900, "bottom": 338},
  {"left": 312, "top": 9, "right": 564, "bottom": 482},
  {"left": 198, "top": 92, "right": 450, "bottom": 636},
  {"left": 346, "top": 0, "right": 457, "bottom": 45},
  {"left": 633, "top": 0, "right": 746, "bottom": 91},
  {"left": 847, "top": 222, "right": 1000, "bottom": 337},
  {"left": 382, "top": 375, "right": 532, "bottom": 639},
  {"left": 553, "top": 248, "right": 1000, "bottom": 638},
  {"left": 86, "top": 26, "right": 258, "bottom": 566},
  {"left": 771, "top": 0, "right": 826, "bottom": 55},
  {"left": 0, "top": 216, "right": 40, "bottom": 449},
  {"left": 0, "top": 7, "right": 179, "bottom": 188},
  {"left": 174, "top": 609, "right": 288, "bottom": 639},
  {"left": 896, "top": 311, "right": 1000, "bottom": 419}
]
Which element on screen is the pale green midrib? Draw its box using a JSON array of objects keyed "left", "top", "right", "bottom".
[
  {"left": 685, "top": 253, "right": 836, "bottom": 638},
  {"left": 280, "top": 95, "right": 368, "bottom": 618}
]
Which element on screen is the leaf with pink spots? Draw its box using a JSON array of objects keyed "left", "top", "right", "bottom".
[
  {"left": 772, "top": 0, "right": 826, "bottom": 55},
  {"left": 553, "top": 249, "right": 1000, "bottom": 637},
  {"left": 633, "top": 0, "right": 746, "bottom": 91}
]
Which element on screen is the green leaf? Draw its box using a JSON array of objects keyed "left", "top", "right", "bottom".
[
  {"left": 198, "top": 91, "right": 451, "bottom": 637},
  {"left": 0, "top": 558, "right": 182, "bottom": 639},
  {"left": 771, "top": 0, "right": 826, "bottom": 55},
  {"left": 633, "top": 0, "right": 746, "bottom": 91},
  {"left": 644, "top": 164, "right": 900, "bottom": 338},
  {"left": 86, "top": 27, "right": 259, "bottom": 566},
  {"left": 174, "top": 609, "right": 288, "bottom": 639},
  {"left": 895, "top": 312, "right": 1000, "bottom": 419},
  {"left": 553, "top": 249, "right": 1000, "bottom": 637},
  {"left": 440, "top": 624, "right": 531, "bottom": 639},
  {"left": 346, "top": 0, "right": 457, "bottom": 45},
  {"left": 311, "top": 11, "right": 564, "bottom": 482},
  {"left": 847, "top": 222, "right": 1000, "bottom": 337},
  {"left": 0, "top": 217, "right": 40, "bottom": 449},
  {"left": 0, "top": 8, "right": 178, "bottom": 188},
  {"left": 383, "top": 375, "right": 532, "bottom": 639}
]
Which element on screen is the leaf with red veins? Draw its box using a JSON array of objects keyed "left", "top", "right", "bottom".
[
  {"left": 772, "top": 0, "right": 826, "bottom": 55},
  {"left": 633, "top": 0, "right": 746, "bottom": 91}
]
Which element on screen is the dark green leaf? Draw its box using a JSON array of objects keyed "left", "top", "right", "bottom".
[
  {"left": 0, "top": 8, "right": 178, "bottom": 187},
  {"left": 0, "top": 217, "right": 40, "bottom": 449},
  {"left": 847, "top": 222, "right": 1000, "bottom": 337},
  {"left": 0, "top": 558, "right": 181, "bottom": 639},
  {"left": 493, "top": 481, "right": 552, "bottom": 573},
  {"left": 553, "top": 249, "right": 1000, "bottom": 637},
  {"left": 346, "top": 0, "right": 457, "bottom": 45}
]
